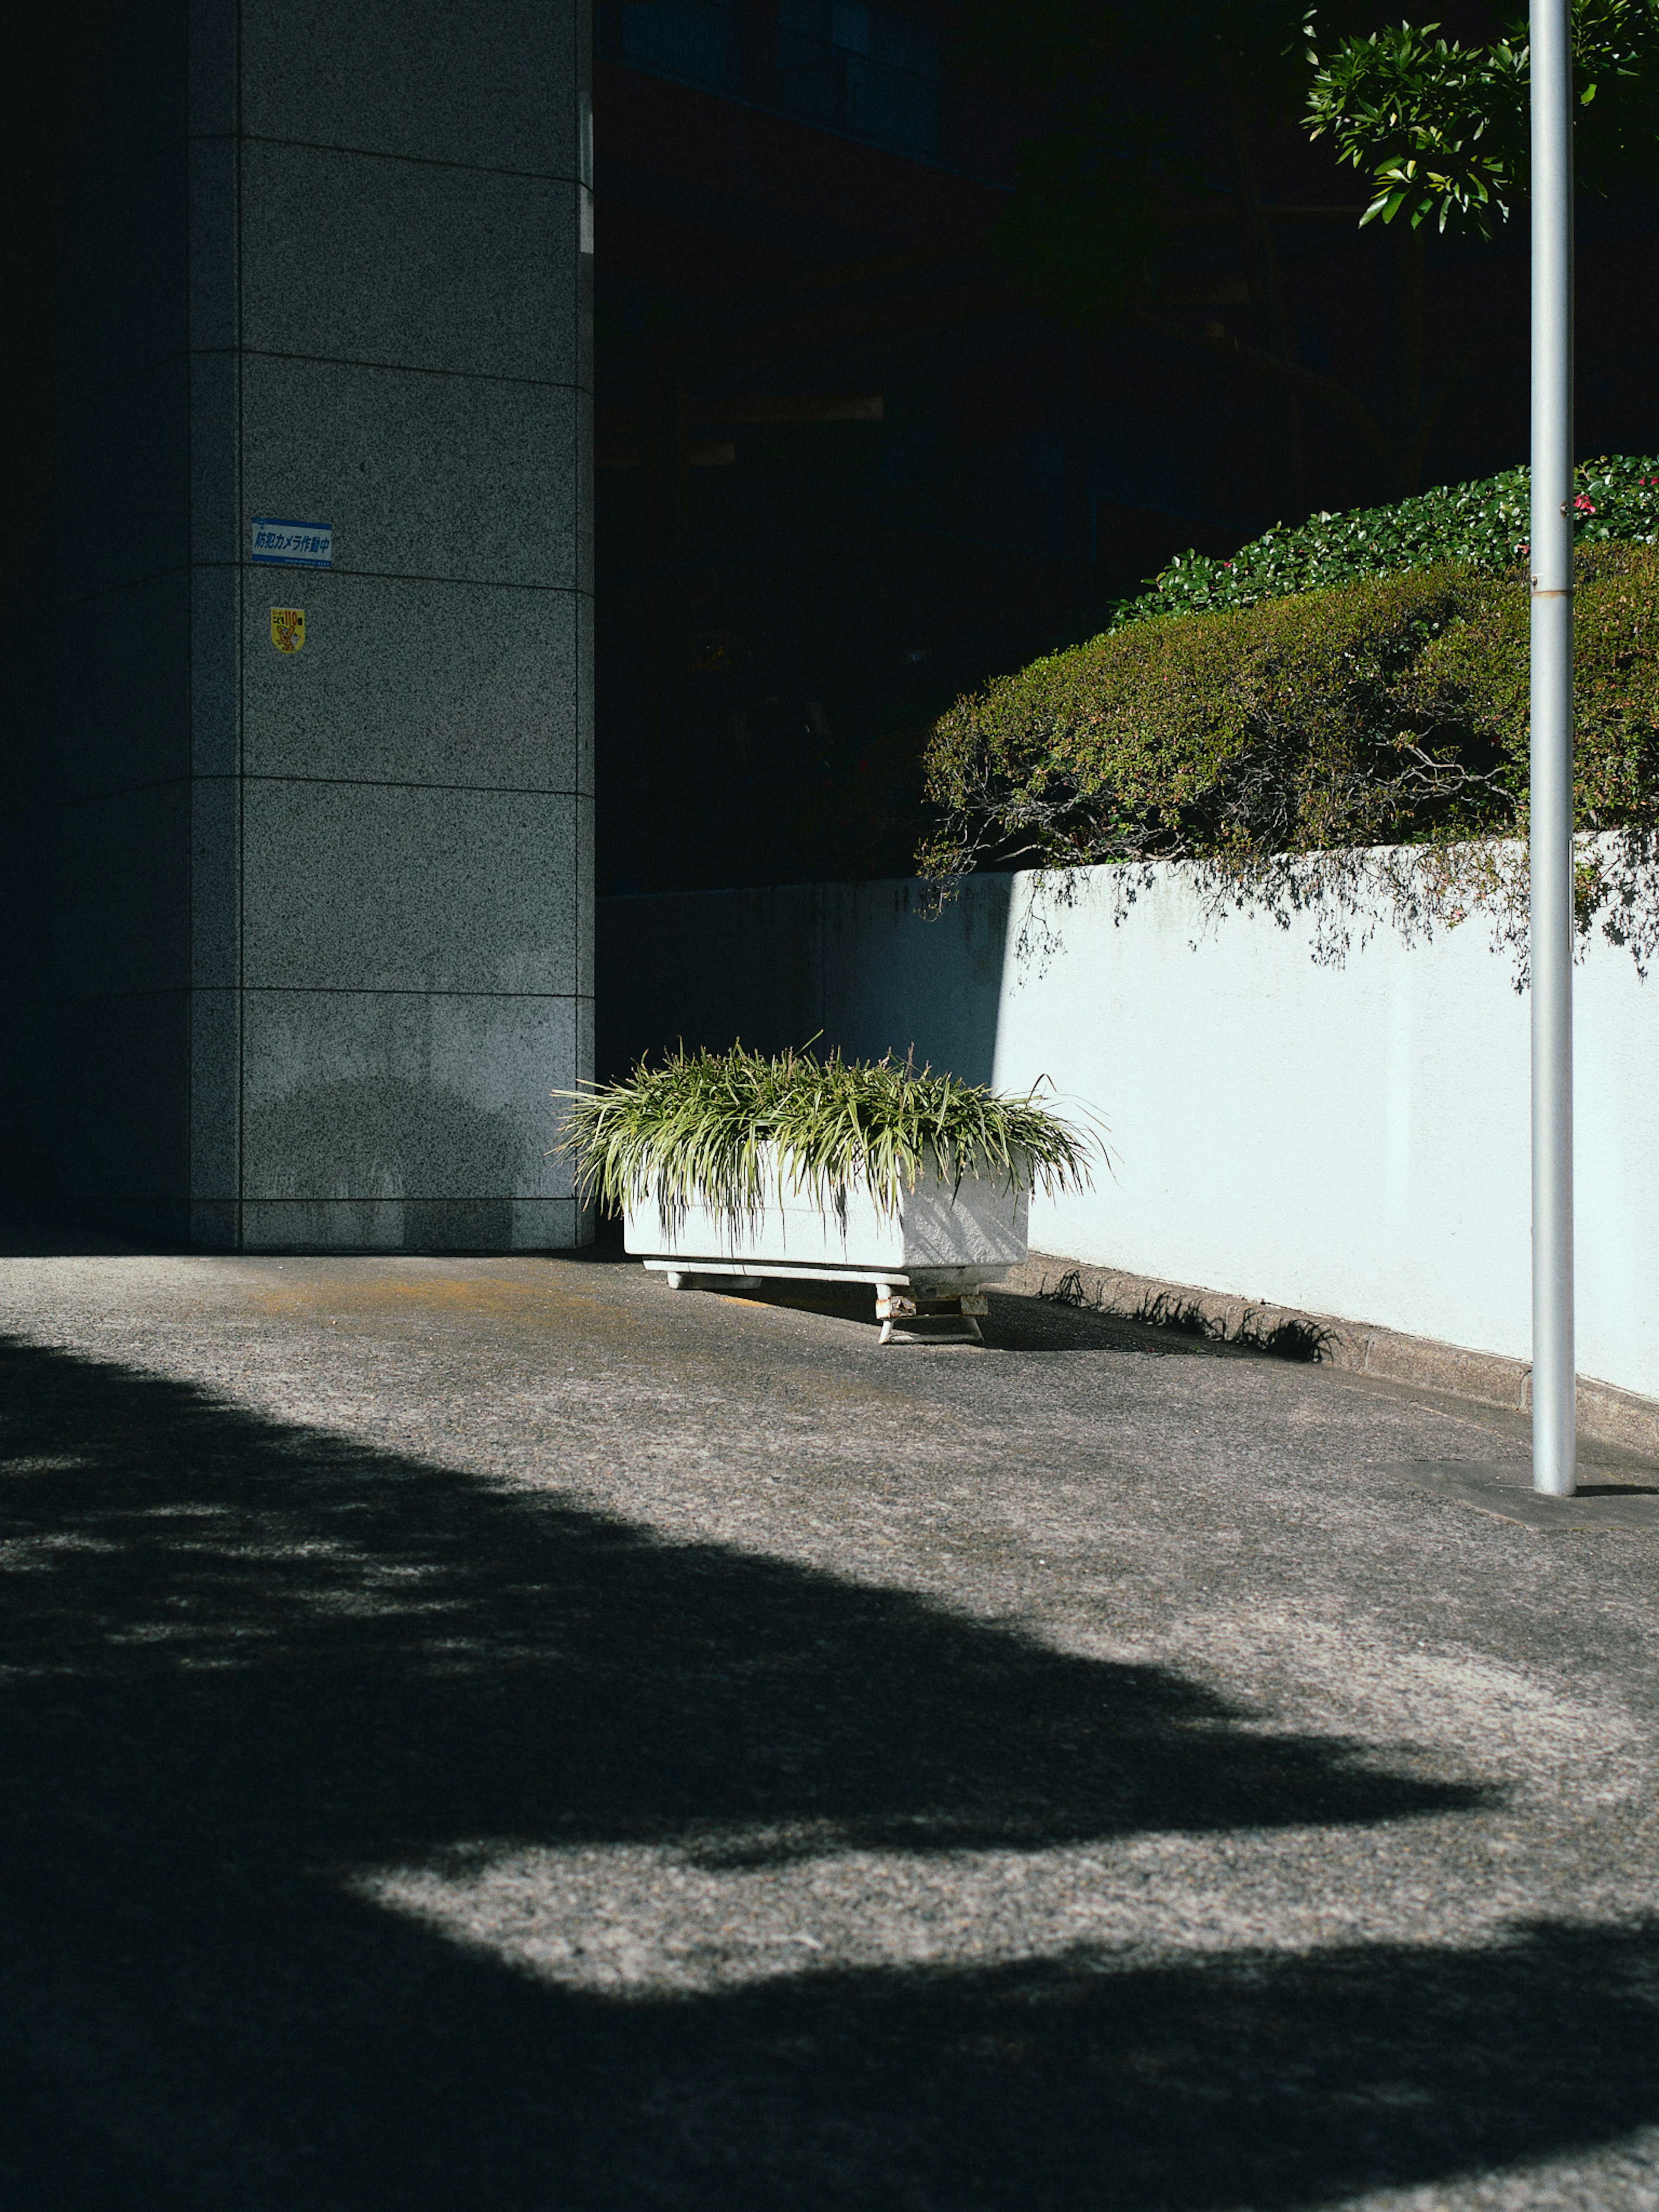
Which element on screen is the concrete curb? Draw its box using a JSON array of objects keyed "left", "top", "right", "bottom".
[{"left": 1004, "top": 1251, "right": 1659, "bottom": 1462}]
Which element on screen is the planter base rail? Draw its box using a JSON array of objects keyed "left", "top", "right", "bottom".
[{"left": 641, "top": 1258, "right": 1001, "bottom": 1345}]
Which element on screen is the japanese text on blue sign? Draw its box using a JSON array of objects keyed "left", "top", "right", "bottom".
[{"left": 250, "top": 516, "right": 333, "bottom": 569}]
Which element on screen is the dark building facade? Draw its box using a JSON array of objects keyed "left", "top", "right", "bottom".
[
  {"left": 591, "top": 0, "right": 1659, "bottom": 897},
  {"left": 6, "top": 0, "right": 594, "bottom": 1248},
  {"left": 3, "top": 1, "right": 1655, "bottom": 1235},
  {"left": 592, "top": 0, "right": 1246, "bottom": 897}
]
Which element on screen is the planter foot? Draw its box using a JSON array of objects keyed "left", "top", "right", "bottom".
[
  {"left": 876, "top": 1290, "right": 987, "bottom": 1347},
  {"left": 639, "top": 1262, "right": 1007, "bottom": 1343}
]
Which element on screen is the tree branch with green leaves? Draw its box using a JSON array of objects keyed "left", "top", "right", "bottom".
[
  {"left": 964, "top": 1, "right": 1659, "bottom": 503},
  {"left": 1303, "top": 3, "right": 1657, "bottom": 235}
]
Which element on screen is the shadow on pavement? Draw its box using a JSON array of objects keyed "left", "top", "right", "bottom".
[
  {"left": 652, "top": 1276, "right": 1217, "bottom": 1356},
  {"left": 2, "top": 1332, "right": 1653, "bottom": 2206}
]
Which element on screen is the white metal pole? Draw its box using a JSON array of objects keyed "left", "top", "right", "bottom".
[{"left": 1529, "top": 0, "right": 1576, "bottom": 1496}]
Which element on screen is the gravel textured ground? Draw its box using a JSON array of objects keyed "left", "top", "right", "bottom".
[{"left": 1, "top": 1227, "right": 1657, "bottom": 2210}]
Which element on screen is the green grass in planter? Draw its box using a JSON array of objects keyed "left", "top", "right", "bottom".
[{"left": 556, "top": 1044, "right": 1095, "bottom": 1235}]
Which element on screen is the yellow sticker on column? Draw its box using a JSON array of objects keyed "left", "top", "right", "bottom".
[{"left": 270, "top": 607, "right": 305, "bottom": 654}]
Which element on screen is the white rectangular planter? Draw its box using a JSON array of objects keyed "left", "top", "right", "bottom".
[{"left": 623, "top": 1159, "right": 1028, "bottom": 1296}]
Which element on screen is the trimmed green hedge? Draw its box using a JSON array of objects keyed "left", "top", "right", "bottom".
[
  {"left": 1408, "top": 541, "right": 1659, "bottom": 838},
  {"left": 918, "top": 543, "right": 1659, "bottom": 885},
  {"left": 1106, "top": 457, "right": 1659, "bottom": 627}
]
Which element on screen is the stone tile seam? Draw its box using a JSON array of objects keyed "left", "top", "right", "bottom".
[
  {"left": 59, "top": 569, "right": 595, "bottom": 611},
  {"left": 62, "top": 133, "right": 585, "bottom": 194},
  {"left": 60, "top": 777, "right": 588, "bottom": 809},
  {"left": 240, "top": 777, "right": 587, "bottom": 798},
  {"left": 241, "top": 988, "right": 594, "bottom": 1000},
  {"left": 240, "top": 350, "right": 591, "bottom": 395},
  {"left": 59, "top": 348, "right": 590, "bottom": 415},
  {"left": 57, "top": 988, "right": 594, "bottom": 1004},
  {"left": 259, "top": 576, "right": 595, "bottom": 597},
  {"left": 234, "top": 133, "right": 589, "bottom": 188}
]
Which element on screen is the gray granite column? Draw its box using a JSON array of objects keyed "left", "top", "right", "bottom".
[{"left": 55, "top": 0, "right": 594, "bottom": 1250}]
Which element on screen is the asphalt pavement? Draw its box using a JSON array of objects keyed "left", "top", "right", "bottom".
[{"left": 2, "top": 1231, "right": 1657, "bottom": 2211}]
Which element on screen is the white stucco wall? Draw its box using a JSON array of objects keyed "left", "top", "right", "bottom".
[
  {"left": 995, "top": 864, "right": 1657, "bottom": 1398},
  {"left": 600, "top": 858, "right": 1659, "bottom": 1399}
]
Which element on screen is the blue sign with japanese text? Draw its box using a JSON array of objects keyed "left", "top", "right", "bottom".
[{"left": 250, "top": 516, "right": 333, "bottom": 568}]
